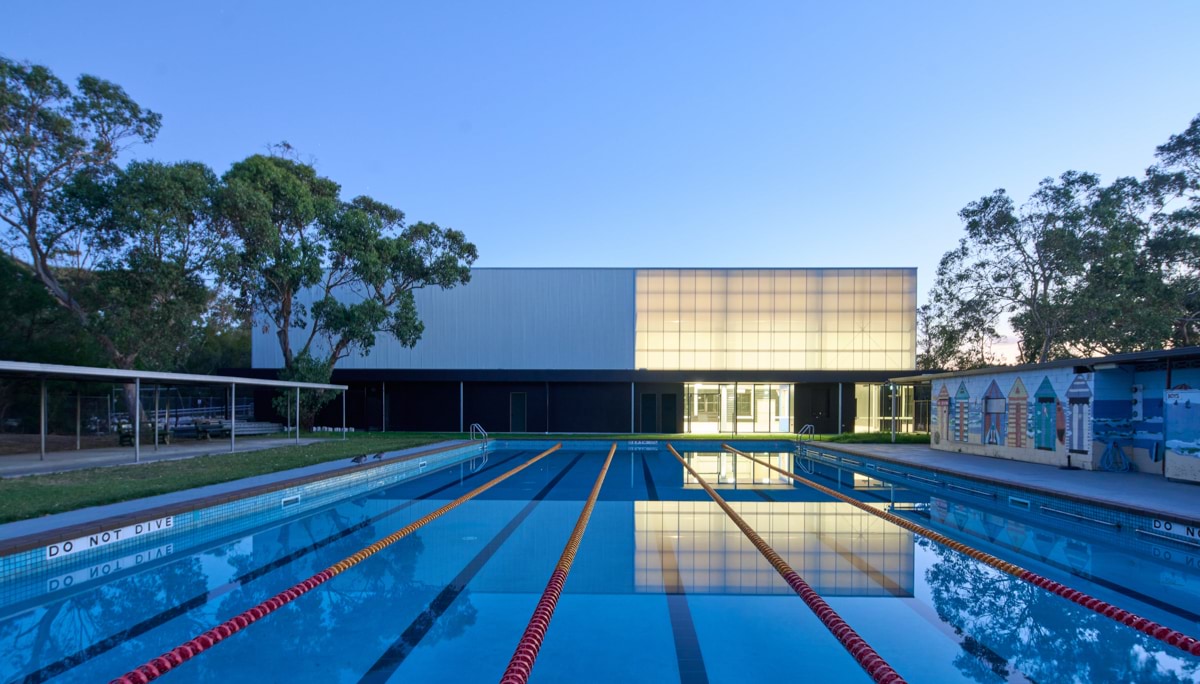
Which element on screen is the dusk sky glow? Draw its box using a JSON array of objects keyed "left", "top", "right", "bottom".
[{"left": 4, "top": 1, "right": 1199, "bottom": 318}]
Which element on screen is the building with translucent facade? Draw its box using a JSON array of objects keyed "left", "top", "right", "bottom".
[{"left": 250, "top": 268, "right": 919, "bottom": 434}]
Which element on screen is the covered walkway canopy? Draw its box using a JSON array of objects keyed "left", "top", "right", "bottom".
[{"left": 0, "top": 360, "right": 348, "bottom": 462}]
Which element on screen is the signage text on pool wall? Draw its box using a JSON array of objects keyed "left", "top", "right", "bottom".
[
  {"left": 1152, "top": 518, "right": 1200, "bottom": 544},
  {"left": 44, "top": 516, "right": 174, "bottom": 560},
  {"left": 46, "top": 543, "right": 174, "bottom": 592}
]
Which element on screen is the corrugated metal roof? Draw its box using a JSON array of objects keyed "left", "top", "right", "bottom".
[
  {"left": 0, "top": 360, "right": 346, "bottom": 390},
  {"left": 889, "top": 346, "right": 1200, "bottom": 384}
]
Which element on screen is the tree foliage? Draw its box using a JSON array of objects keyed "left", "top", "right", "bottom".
[
  {"left": 925, "top": 113, "right": 1200, "bottom": 367},
  {"left": 0, "top": 56, "right": 161, "bottom": 368},
  {"left": 1, "top": 58, "right": 474, "bottom": 429},
  {"left": 64, "top": 160, "right": 225, "bottom": 370},
  {"left": 219, "top": 149, "right": 477, "bottom": 426}
]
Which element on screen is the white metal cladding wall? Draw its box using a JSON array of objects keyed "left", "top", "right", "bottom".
[{"left": 251, "top": 268, "right": 636, "bottom": 370}]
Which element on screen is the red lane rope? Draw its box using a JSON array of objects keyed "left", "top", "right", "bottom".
[
  {"left": 499, "top": 443, "right": 616, "bottom": 684},
  {"left": 108, "top": 443, "right": 563, "bottom": 684},
  {"left": 668, "top": 444, "right": 907, "bottom": 684},
  {"left": 723, "top": 444, "right": 1200, "bottom": 658}
]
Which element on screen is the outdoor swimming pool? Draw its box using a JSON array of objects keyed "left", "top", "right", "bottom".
[{"left": 1, "top": 442, "right": 1198, "bottom": 683}]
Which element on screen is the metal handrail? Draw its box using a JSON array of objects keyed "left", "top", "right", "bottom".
[
  {"left": 469, "top": 423, "right": 489, "bottom": 472},
  {"left": 794, "top": 452, "right": 815, "bottom": 475},
  {"left": 794, "top": 424, "right": 817, "bottom": 454},
  {"left": 792, "top": 426, "right": 818, "bottom": 474},
  {"left": 470, "top": 423, "right": 488, "bottom": 443}
]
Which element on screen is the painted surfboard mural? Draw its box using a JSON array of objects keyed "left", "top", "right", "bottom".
[
  {"left": 1006, "top": 377, "right": 1028, "bottom": 449},
  {"left": 954, "top": 381, "right": 970, "bottom": 442},
  {"left": 982, "top": 379, "right": 1006, "bottom": 445},
  {"left": 935, "top": 384, "right": 950, "bottom": 445},
  {"left": 1066, "top": 374, "right": 1093, "bottom": 454},
  {"left": 1034, "top": 376, "right": 1058, "bottom": 452}
]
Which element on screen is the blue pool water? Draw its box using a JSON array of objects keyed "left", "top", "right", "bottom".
[{"left": 1, "top": 444, "right": 1199, "bottom": 683}]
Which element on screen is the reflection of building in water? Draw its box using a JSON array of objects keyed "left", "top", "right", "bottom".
[
  {"left": 635, "top": 501, "right": 914, "bottom": 596},
  {"left": 680, "top": 452, "right": 796, "bottom": 487}
]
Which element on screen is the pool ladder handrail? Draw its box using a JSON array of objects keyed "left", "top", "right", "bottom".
[
  {"left": 792, "top": 445, "right": 816, "bottom": 475},
  {"left": 792, "top": 424, "right": 817, "bottom": 474},
  {"left": 795, "top": 423, "right": 816, "bottom": 444},
  {"left": 469, "top": 423, "right": 489, "bottom": 472}
]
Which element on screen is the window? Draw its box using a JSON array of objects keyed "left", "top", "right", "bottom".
[{"left": 736, "top": 389, "right": 753, "bottom": 418}]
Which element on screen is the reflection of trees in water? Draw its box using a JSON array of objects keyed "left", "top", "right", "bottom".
[
  {"left": 0, "top": 556, "right": 209, "bottom": 681},
  {"left": 185, "top": 526, "right": 478, "bottom": 680},
  {"left": 0, "top": 504, "right": 477, "bottom": 682},
  {"left": 923, "top": 540, "right": 1200, "bottom": 683}
]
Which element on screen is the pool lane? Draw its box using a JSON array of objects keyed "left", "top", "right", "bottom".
[
  {"left": 8, "top": 446, "right": 1200, "bottom": 683},
  {"left": 5, "top": 449, "right": 565, "bottom": 683},
  {"left": 13, "top": 451, "right": 538, "bottom": 684},
  {"left": 358, "top": 453, "right": 586, "bottom": 682}
]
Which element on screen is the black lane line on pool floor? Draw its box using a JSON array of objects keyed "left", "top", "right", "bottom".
[
  {"left": 357, "top": 452, "right": 586, "bottom": 684},
  {"left": 643, "top": 455, "right": 711, "bottom": 684},
  {"left": 20, "top": 451, "right": 530, "bottom": 684}
]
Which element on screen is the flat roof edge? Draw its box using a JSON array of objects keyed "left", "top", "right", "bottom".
[
  {"left": 888, "top": 345, "right": 1200, "bottom": 383},
  {"left": 0, "top": 360, "right": 347, "bottom": 391}
]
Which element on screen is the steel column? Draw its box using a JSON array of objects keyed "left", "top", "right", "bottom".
[
  {"left": 295, "top": 387, "right": 301, "bottom": 445},
  {"left": 39, "top": 379, "right": 46, "bottom": 461},
  {"left": 230, "top": 383, "right": 236, "bottom": 453},
  {"left": 890, "top": 383, "right": 897, "bottom": 443},
  {"left": 629, "top": 382, "right": 634, "bottom": 433},
  {"left": 154, "top": 385, "right": 160, "bottom": 451},
  {"left": 342, "top": 391, "right": 347, "bottom": 440},
  {"left": 837, "top": 383, "right": 843, "bottom": 435},
  {"left": 134, "top": 378, "right": 141, "bottom": 463},
  {"left": 75, "top": 385, "right": 81, "bottom": 450}
]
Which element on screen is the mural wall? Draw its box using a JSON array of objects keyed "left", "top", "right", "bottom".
[
  {"left": 930, "top": 362, "right": 1200, "bottom": 480},
  {"left": 930, "top": 367, "right": 1088, "bottom": 467},
  {"left": 1092, "top": 366, "right": 1200, "bottom": 476}
]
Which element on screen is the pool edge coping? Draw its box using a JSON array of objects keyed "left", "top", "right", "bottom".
[
  {"left": 810, "top": 440, "right": 1197, "bottom": 523},
  {"left": 0, "top": 439, "right": 473, "bottom": 559}
]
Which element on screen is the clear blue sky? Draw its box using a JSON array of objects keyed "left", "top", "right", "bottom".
[{"left": 4, "top": 1, "right": 1199, "bottom": 303}]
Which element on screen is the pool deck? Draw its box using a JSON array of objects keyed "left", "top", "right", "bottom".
[
  {"left": 0, "top": 437, "right": 328, "bottom": 478},
  {"left": 0, "top": 439, "right": 469, "bottom": 555},
  {"left": 811, "top": 441, "right": 1200, "bottom": 523}
]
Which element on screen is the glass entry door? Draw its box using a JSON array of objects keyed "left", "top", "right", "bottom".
[{"left": 684, "top": 383, "right": 792, "bottom": 434}]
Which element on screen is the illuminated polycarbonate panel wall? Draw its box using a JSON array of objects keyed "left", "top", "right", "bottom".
[
  {"left": 634, "top": 500, "right": 914, "bottom": 596},
  {"left": 634, "top": 269, "right": 916, "bottom": 371}
]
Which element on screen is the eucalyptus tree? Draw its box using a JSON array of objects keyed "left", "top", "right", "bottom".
[
  {"left": 219, "top": 151, "right": 477, "bottom": 426},
  {"left": 1147, "top": 113, "right": 1200, "bottom": 345},
  {"left": 925, "top": 113, "right": 1200, "bottom": 366},
  {"left": 931, "top": 171, "right": 1097, "bottom": 365},
  {"left": 65, "top": 160, "right": 225, "bottom": 371},
  {"left": 0, "top": 57, "right": 161, "bottom": 368}
]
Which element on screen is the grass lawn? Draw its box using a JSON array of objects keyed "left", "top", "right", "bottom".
[
  {"left": 0, "top": 433, "right": 446, "bottom": 524},
  {"left": 818, "top": 431, "right": 931, "bottom": 445},
  {"left": 0, "top": 430, "right": 929, "bottom": 525}
]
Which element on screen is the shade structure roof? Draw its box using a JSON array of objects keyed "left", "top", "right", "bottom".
[{"left": 0, "top": 360, "right": 345, "bottom": 391}]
